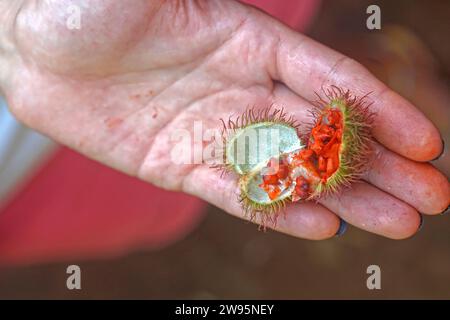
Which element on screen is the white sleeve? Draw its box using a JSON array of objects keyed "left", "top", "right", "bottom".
[{"left": 0, "top": 97, "right": 56, "bottom": 207}]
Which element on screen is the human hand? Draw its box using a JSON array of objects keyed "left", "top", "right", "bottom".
[{"left": 0, "top": 0, "right": 448, "bottom": 240}]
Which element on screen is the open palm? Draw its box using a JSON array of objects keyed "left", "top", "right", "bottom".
[{"left": 1, "top": 0, "right": 448, "bottom": 240}]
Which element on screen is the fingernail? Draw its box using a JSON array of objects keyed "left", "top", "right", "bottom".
[
  {"left": 335, "top": 218, "right": 347, "bottom": 237},
  {"left": 432, "top": 138, "right": 445, "bottom": 161},
  {"left": 418, "top": 214, "right": 424, "bottom": 231},
  {"left": 440, "top": 205, "right": 450, "bottom": 215}
]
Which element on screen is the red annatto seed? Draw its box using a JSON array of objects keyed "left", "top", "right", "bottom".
[
  {"left": 277, "top": 165, "right": 289, "bottom": 179},
  {"left": 326, "top": 157, "right": 334, "bottom": 175},
  {"left": 284, "top": 180, "right": 291, "bottom": 188},
  {"left": 301, "top": 149, "right": 314, "bottom": 160},
  {"left": 315, "top": 132, "right": 331, "bottom": 141},
  {"left": 311, "top": 142, "right": 322, "bottom": 155},
  {"left": 268, "top": 186, "right": 281, "bottom": 200},
  {"left": 318, "top": 156, "right": 326, "bottom": 171},
  {"left": 293, "top": 176, "right": 310, "bottom": 200},
  {"left": 263, "top": 174, "right": 279, "bottom": 185},
  {"left": 328, "top": 111, "right": 337, "bottom": 125},
  {"left": 321, "top": 124, "right": 333, "bottom": 133}
]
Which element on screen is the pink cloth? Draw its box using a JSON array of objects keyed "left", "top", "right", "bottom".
[
  {"left": 0, "top": 149, "right": 205, "bottom": 265},
  {"left": 242, "top": 0, "right": 320, "bottom": 30},
  {"left": 0, "top": 0, "right": 320, "bottom": 265}
]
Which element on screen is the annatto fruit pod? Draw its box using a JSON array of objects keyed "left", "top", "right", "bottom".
[
  {"left": 292, "top": 86, "right": 375, "bottom": 200},
  {"left": 219, "top": 86, "right": 374, "bottom": 227}
]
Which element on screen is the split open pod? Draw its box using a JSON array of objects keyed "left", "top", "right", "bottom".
[{"left": 219, "top": 86, "right": 374, "bottom": 227}]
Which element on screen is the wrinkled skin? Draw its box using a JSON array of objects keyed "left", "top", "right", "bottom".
[{"left": 0, "top": 0, "right": 448, "bottom": 240}]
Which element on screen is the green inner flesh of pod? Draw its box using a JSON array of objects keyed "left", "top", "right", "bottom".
[{"left": 225, "top": 122, "right": 303, "bottom": 175}]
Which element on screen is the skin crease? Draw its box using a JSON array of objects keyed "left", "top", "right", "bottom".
[{"left": 0, "top": 0, "right": 448, "bottom": 240}]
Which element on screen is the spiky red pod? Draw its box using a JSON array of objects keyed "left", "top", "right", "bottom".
[
  {"left": 288, "top": 86, "right": 375, "bottom": 200},
  {"left": 218, "top": 86, "right": 375, "bottom": 228}
]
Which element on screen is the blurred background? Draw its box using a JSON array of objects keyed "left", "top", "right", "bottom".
[{"left": 0, "top": 0, "right": 449, "bottom": 299}]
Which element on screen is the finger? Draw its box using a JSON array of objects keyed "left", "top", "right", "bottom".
[
  {"left": 271, "top": 83, "right": 441, "bottom": 228},
  {"left": 183, "top": 166, "right": 341, "bottom": 240},
  {"left": 257, "top": 12, "right": 443, "bottom": 161},
  {"left": 365, "top": 143, "right": 450, "bottom": 215},
  {"left": 320, "top": 182, "right": 421, "bottom": 239}
]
